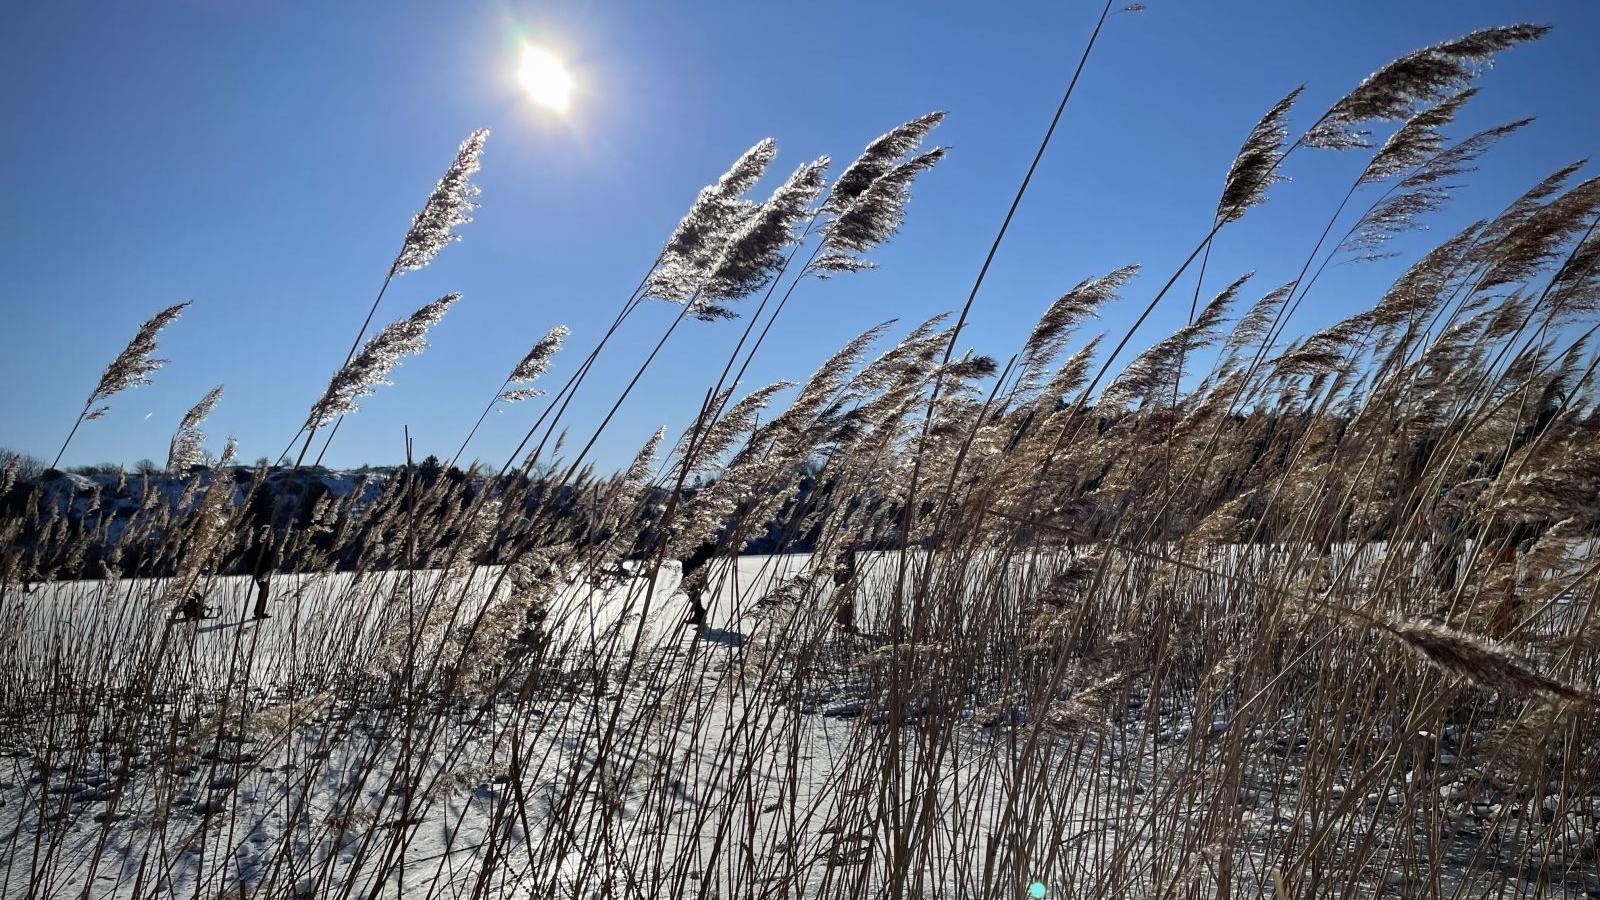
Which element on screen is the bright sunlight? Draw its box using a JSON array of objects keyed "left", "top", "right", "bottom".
[{"left": 517, "top": 44, "right": 574, "bottom": 113}]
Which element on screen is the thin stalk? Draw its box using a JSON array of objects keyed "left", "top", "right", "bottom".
[
  {"left": 50, "top": 404, "right": 91, "bottom": 470},
  {"left": 447, "top": 378, "right": 512, "bottom": 470}
]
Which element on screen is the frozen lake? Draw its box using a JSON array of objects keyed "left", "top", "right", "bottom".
[{"left": 2, "top": 547, "right": 1594, "bottom": 898}]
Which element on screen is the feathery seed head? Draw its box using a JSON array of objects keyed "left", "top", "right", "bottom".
[
  {"left": 783, "top": 319, "right": 896, "bottom": 424},
  {"left": 1479, "top": 175, "right": 1600, "bottom": 291},
  {"left": 649, "top": 138, "right": 778, "bottom": 303},
  {"left": 391, "top": 129, "right": 489, "bottom": 276},
  {"left": 1218, "top": 86, "right": 1303, "bottom": 224},
  {"left": 1038, "top": 335, "right": 1104, "bottom": 410},
  {"left": 711, "top": 138, "right": 779, "bottom": 199},
  {"left": 87, "top": 301, "right": 191, "bottom": 412},
  {"left": 941, "top": 353, "right": 998, "bottom": 385},
  {"left": 1343, "top": 118, "right": 1532, "bottom": 259},
  {"left": 500, "top": 324, "right": 569, "bottom": 403},
  {"left": 1304, "top": 24, "right": 1548, "bottom": 149},
  {"left": 1103, "top": 275, "right": 1246, "bottom": 410},
  {"left": 666, "top": 139, "right": 777, "bottom": 260},
  {"left": 167, "top": 385, "right": 224, "bottom": 474},
  {"left": 304, "top": 293, "right": 459, "bottom": 429},
  {"left": 1221, "top": 282, "right": 1294, "bottom": 363},
  {"left": 1480, "top": 159, "right": 1590, "bottom": 248},
  {"left": 1361, "top": 89, "right": 1476, "bottom": 184},
  {"left": 178, "top": 385, "right": 224, "bottom": 433},
  {"left": 623, "top": 426, "right": 667, "bottom": 488},
  {"left": 678, "top": 381, "right": 796, "bottom": 470},
  {"left": 1348, "top": 608, "right": 1595, "bottom": 705},
  {"left": 1366, "top": 225, "right": 1482, "bottom": 335},
  {"left": 824, "top": 112, "right": 945, "bottom": 214},
  {"left": 693, "top": 157, "right": 830, "bottom": 318},
  {"left": 818, "top": 148, "right": 946, "bottom": 272},
  {"left": 853, "top": 313, "right": 953, "bottom": 395},
  {"left": 1019, "top": 264, "right": 1140, "bottom": 391}
]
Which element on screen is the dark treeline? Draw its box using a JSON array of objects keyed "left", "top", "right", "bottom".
[
  {"left": 7, "top": 383, "right": 1591, "bottom": 589},
  {"left": 0, "top": 452, "right": 830, "bottom": 585}
]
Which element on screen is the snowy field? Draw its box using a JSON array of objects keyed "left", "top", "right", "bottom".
[
  {"left": 3, "top": 554, "right": 1078, "bottom": 899},
  {"left": 2, "top": 551, "right": 1597, "bottom": 898}
]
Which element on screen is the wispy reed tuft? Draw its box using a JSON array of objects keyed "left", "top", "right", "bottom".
[
  {"left": 1018, "top": 264, "right": 1139, "bottom": 393},
  {"left": 1359, "top": 88, "right": 1476, "bottom": 184},
  {"left": 1217, "top": 86, "right": 1303, "bottom": 224},
  {"left": 84, "top": 301, "right": 192, "bottom": 421},
  {"left": 1342, "top": 608, "right": 1596, "bottom": 706},
  {"left": 1343, "top": 117, "right": 1533, "bottom": 259},
  {"left": 166, "top": 384, "right": 223, "bottom": 474},
  {"left": 814, "top": 125, "right": 947, "bottom": 277},
  {"left": 823, "top": 112, "right": 945, "bottom": 215},
  {"left": 304, "top": 294, "right": 459, "bottom": 429},
  {"left": 1304, "top": 24, "right": 1548, "bottom": 149},
  {"left": 648, "top": 138, "right": 778, "bottom": 303},
  {"left": 390, "top": 129, "right": 489, "bottom": 276},
  {"left": 53, "top": 301, "right": 191, "bottom": 468},
  {"left": 623, "top": 426, "right": 667, "bottom": 488},
  {"left": 500, "top": 325, "right": 570, "bottom": 403},
  {"left": 695, "top": 157, "right": 830, "bottom": 318}
]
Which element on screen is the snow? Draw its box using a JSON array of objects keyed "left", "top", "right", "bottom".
[
  {"left": 0, "top": 556, "right": 894, "bottom": 897},
  {"left": 3, "top": 551, "right": 1595, "bottom": 897}
]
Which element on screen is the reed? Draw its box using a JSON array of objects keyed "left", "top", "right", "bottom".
[{"left": 7, "top": 17, "right": 1600, "bottom": 900}]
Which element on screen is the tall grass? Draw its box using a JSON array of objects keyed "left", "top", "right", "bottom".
[{"left": 4, "top": 16, "right": 1600, "bottom": 900}]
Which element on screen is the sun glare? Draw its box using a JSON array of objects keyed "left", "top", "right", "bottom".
[{"left": 518, "top": 45, "right": 574, "bottom": 113}]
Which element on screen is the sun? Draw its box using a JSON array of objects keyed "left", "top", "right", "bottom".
[{"left": 517, "top": 45, "right": 574, "bottom": 113}]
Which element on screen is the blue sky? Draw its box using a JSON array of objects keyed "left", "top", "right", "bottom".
[{"left": 1, "top": 1, "right": 1594, "bottom": 472}]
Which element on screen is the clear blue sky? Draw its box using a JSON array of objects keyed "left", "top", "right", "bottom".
[{"left": 1, "top": 1, "right": 1594, "bottom": 472}]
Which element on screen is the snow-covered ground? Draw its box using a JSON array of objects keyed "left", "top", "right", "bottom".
[
  {"left": 3, "top": 552, "right": 1597, "bottom": 898},
  {"left": 0, "top": 555, "right": 1009, "bottom": 899}
]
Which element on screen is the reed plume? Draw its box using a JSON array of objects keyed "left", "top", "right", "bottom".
[
  {"left": 622, "top": 426, "right": 666, "bottom": 488},
  {"left": 1220, "top": 281, "right": 1294, "bottom": 366},
  {"left": 850, "top": 316, "right": 954, "bottom": 409},
  {"left": 390, "top": 129, "right": 490, "bottom": 277},
  {"left": 824, "top": 112, "right": 945, "bottom": 214},
  {"left": 1017, "top": 264, "right": 1139, "bottom": 394},
  {"left": 696, "top": 157, "right": 830, "bottom": 317},
  {"left": 304, "top": 293, "right": 459, "bottom": 430},
  {"left": 165, "top": 384, "right": 223, "bottom": 474},
  {"left": 648, "top": 138, "right": 778, "bottom": 303},
  {"left": 1101, "top": 272, "right": 1245, "bottom": 409},
  {"left": 1363, "top": 226, "right": 1481, "bottom": 348},
  {"left": 1479, "top": 176, "right": 1600, "bottom": 291},
  {"left": 153, "top": 436, "right": 238, "bottom": 611},
  {"left": 810, "top": 111, "right": 946, "bottom": 276},
  {"left": 500, "top": 325, "right": 570, "bottom": 403},
  {"left": 767, "top": 318, "right": 896, "bottom": 444},
  {"left": 1343, "top": 118, "right": 1533, "bottom": 260},
  {"left": 1549, "top": 222, "right": 1600, "bottom": 310},
  {"left": 448, "top": 323, "right": 570, "bottom": 467},
  {"left": 1217, "top": 86, "right": 1303, "bottom": 224},
  {"left": 1339, "top": 607, "right": 1594, "bottom": 705},
  {"left": 54, "top": 301, "right": 190, "bottom": 468},
  {"left": 814, "top": 148, "right": 947, "bottom": 277},
  {"left": 84, "top": 302, "right": 190, "bottom": 421},
  {"left": 1358, "top": 89, "right": 1476, "bottom": 184},
  {"left": 1037, "top": 334, "right": 1104, "bottom": 410},
  {"left": 677, "top": 380, "right": 795, "bottom": 472},
  {"left": 1303, "top": 24, "right": 1548, "bottom": 150},
  {"left": 1479, "top": 159, "right": 1590, "bottom": 248}
]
